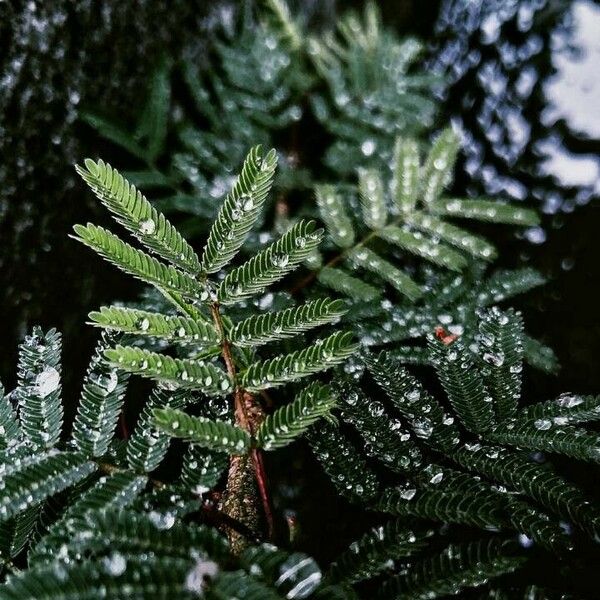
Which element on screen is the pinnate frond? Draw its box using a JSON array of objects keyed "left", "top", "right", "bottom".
[
  {"left": 0, "top": 451, "right": 95, "bottom": 523},
  {"left": 358, "top": 168, "right": 387, "bottom": 230},
  {"left": 16, "top": 327, "right": 63, "bottom": 449},
  {"left": 71, "top": 332, "right": 129, "bottom": 458},
  {"left": 89, "top": 306, "right": 219, "bottom": 346},
  {"left": 428, "top": 336, "right": 495, "bottom": 433},
  {"left": 153, "top": 408, "right": 251, "bottom": 454},
  {"left": 317, "top": 266, "right": 381, "bottom": 301},
  {"left": 230, "top": 298, "right": 346, "bottom": 348},
  {"left": 218, "top": 220, "right": 323, "bottom": 304},
  {"left": 127, "top": 388, "right": 189, "bottom": 473},
  {"left": 256, "top": 383, "right": 337, "bottom": 450},
  {"left": 377, "top": 538, "right": 525, "bottom": 600},
  {"left": 524, "top": 394, "right": 600, "bottom": 425},
  {"left": 103, "top": 346, "right": 232, "bottom": 396},
  {"left": 72, "top": 224, "right": 202, "bottom": 299},
  {"left": 348, "top": 246, "right": 421, "bottom": 301},
  {"left": 430, "top": 197, "right": 539, "bottom": 226},
  {"left": 307, "top": 422, "right": 379, "bottom": 503},
  {"left": 476, "top": 307, "right": 524, "bottom": 421},
  {"left": 180, "top": 444, "right": 228, "bottom": 494},
  {"left": 315, "top": 185, "right": 355, "bottom": 248},
  {"left": 329, "top": 520, "right": 431, "bottom": 584},
  {"left": 200, "top": 145, "right": 278, "bottom": 274},
  {"left": 392, "top": 137, "right": 420, "bottom": 213},
  {"left": 420, "top": 128, "right": 460, "bottom": 204},
  {"left": 0, "top": 384, "right": 21, "bottom": 449},
  {"left": 240, "top": 331, "right": 357, "bottom": 391},
  {"left": 76, "top": 159, "right": 200, "bottom": 273},
  {"left": 365, "top": 352, "right": 460, "bottom": 452}
]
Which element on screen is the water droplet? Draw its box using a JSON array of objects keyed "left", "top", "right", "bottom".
[
  {"left": 140, "top": 219, "right": 156, "bottom": 235},
  {"left": 34, "top": 366, "right": 60, "bottom": 398}
]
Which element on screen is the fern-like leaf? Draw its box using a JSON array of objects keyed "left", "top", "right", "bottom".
[
  {"left": 420, "top": 128, "right": 460, "bottom": 205},
  {"left": 218, "top": 220, "right": 323, "bottom": 304},
  {"left": 392, "top": 137, "right": 420, "bottom": 213},
  {"left": 0, "top": 384, "right": 21, "bottom": 449},
  {"left": 476, "top": 307, "right": 524, "bottom": 421},
  {"left": 72, "top": 333, "right": 129, "bottom": 457},
  {"left": 76, "top": 159, "right": 200, "bottom": 273},
  {"left": 16, "top": 327, "right": 63, "bottom": 449},
  {"left": 200, "top": 145, "right": 278, "bottom": 274},
  {"left": 153, "top": 408, "right": 251, "bottom": 454},
  {"left": 428, "top": 336, "right": 495, "bottom": 433},
  {"left": 365, "top": 352, "right": 460, "bottom": 452},
  {"left": 72, "top": 224, "right": 202, "bottom": 299},
  {"left": 358, "top": 168, "right": 387, "bottom": 230},
  {"left": 104, "top": 345, "right": 232, "bottom": 396},
  {"left": 0, "top": 451, "right": 95, "bottom": 523},
  {"left": 240, "top": 331, "right": 357, "bottom": 391},
  {"left": 256, "top": 383, "right": 337, "bottom": 450},
  {"left": 317, "top": 266, "right": 381, "bottom": 301},
  {"left": 180, "top": 444, "right": 228, "bottom": 494},
  {"left": 230, "top": 298, "right": 346, "bottom": 348},
  {"left": 89, "top": 306, "right": 219, "bottom": 345},
  {"left": 347, "top": 246, "right": 422, "bottom": 301},
  {"left": 524, "top": 394, "right": 600, "bottom": 425},
  {"left": 430, "top": 198, "right": 539, "bottom": 226},
  {"left": 376, "top": 538, "right": 525, "bottom": 600},
  {"left": 315, "top": 185, "right": 355, "bottom": 248},
  {"left": 486, "top": 419, "right": 600, "bottom": 463},
  {"left": 307, "top": 422, "right": 379, "bottom": 503},
  {"left": 329, "top": 520, "right": 431, "bottom": 584},
  {"left": 380, "top": 225, "right": 467, "bottom": 272},
  {"left": 127, "top": 388, "right": 189, "bottom": 472}
]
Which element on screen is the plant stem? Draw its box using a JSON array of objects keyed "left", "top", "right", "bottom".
[{"left": 210, "top": 303, "right": 274, "bottom": 551}]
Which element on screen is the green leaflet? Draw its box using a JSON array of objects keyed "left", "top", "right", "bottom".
[
  {"left": 103, "top": 345, "right": 232, "bottom": 396},
  {"left": 76, "top": 159, "right": 199, "bottom": 273},
  {"left": 240, "top": 331, "right": 357, "bottom": 391},
  {"left": 256, "top": 383, "right": 337, "bottom": 450},
  {"left": 16, "top": 327, "right": 63, "bottom": 449},
  {"left": 218, "top": 220, "right": 323, "bottom": 304},
  {"left": 392, "top": 137, "right": 420, "bottom": 213},
  {"left": 453, "top": 444, "right": 600, "bottom": 540},
  {"left": 0, "top": 383, "right": 21, "bottom": 449},
  {"left": 375, "top": 488, "right": 506, "bottom": 530},
  {"left": 428, "top": 336, "right": 495, "bottom": 434},
  {"left": 127, "top": 388, "right": 189, "bottom": 473},
  {"left": 89, "top": 306, "right": 219, "bottom": 346},
  {"left": 315, "top": 185, "right": 355, "bottom": 248},
  {"left": 152, "top": 408, "right": 251, "bottom": 454},
  {"left": 347, "top": 246, "right": 422, "bottom": 301},
  {"left": 336, "top": 378, "right": 424, "bottom": 474},
  {"left": 365, "top": 352, "right": 460, "bottom": 453},
  {"left": 0, "top": 556, "right": 194, "bottom": 600},
  {"left": 523, "top": 394, "right": 600, "bottom": 425},
  {"left": 379, "top": 225, "right": 467, "bottom": 272},
  {"left": 476, "top": 307, "right": 524, "bottom": 422},
  {"left": 0, "top": 451, "right": 96, "bottom": 523},
  {"left": 180, "top": 444, "right": 229, "bottom": 494},
  {"left": 329, "top": 520, "right": 431, "bottom": 584},
  {"left": 307, "top": 422, "right": 379, "bottom": 503},
  {"left": 230, "top": 298, "right": 346, "bottom": 348},
  {"left": 486, "top": 419, "right": 600, "bottom": 463},
  {"left": 71, "top": 332, "right": 130, "bottom": 458},
  {"left": 430, "top": 198, "right": 539, "bottom": 226},
  {"left": 358, "top": 168, "right": 387, "bottom": 230},
  {"left": 317, "top": 266, "right": 381, "bottom": 301},
  {"left": 72, "top": 224, "right": 203, "bottom": 299},
  {"left": 376, "top": 538, "right": 525, "bottom": 600},
  {"left": 406, "top": 213, "right": 497, "bottom": 261},
  {"left": 200, "top": 145, "right": 278, "bottom": 274},
  {"left": 420, "top": 128, "right": 460, "bottom": 205}
]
